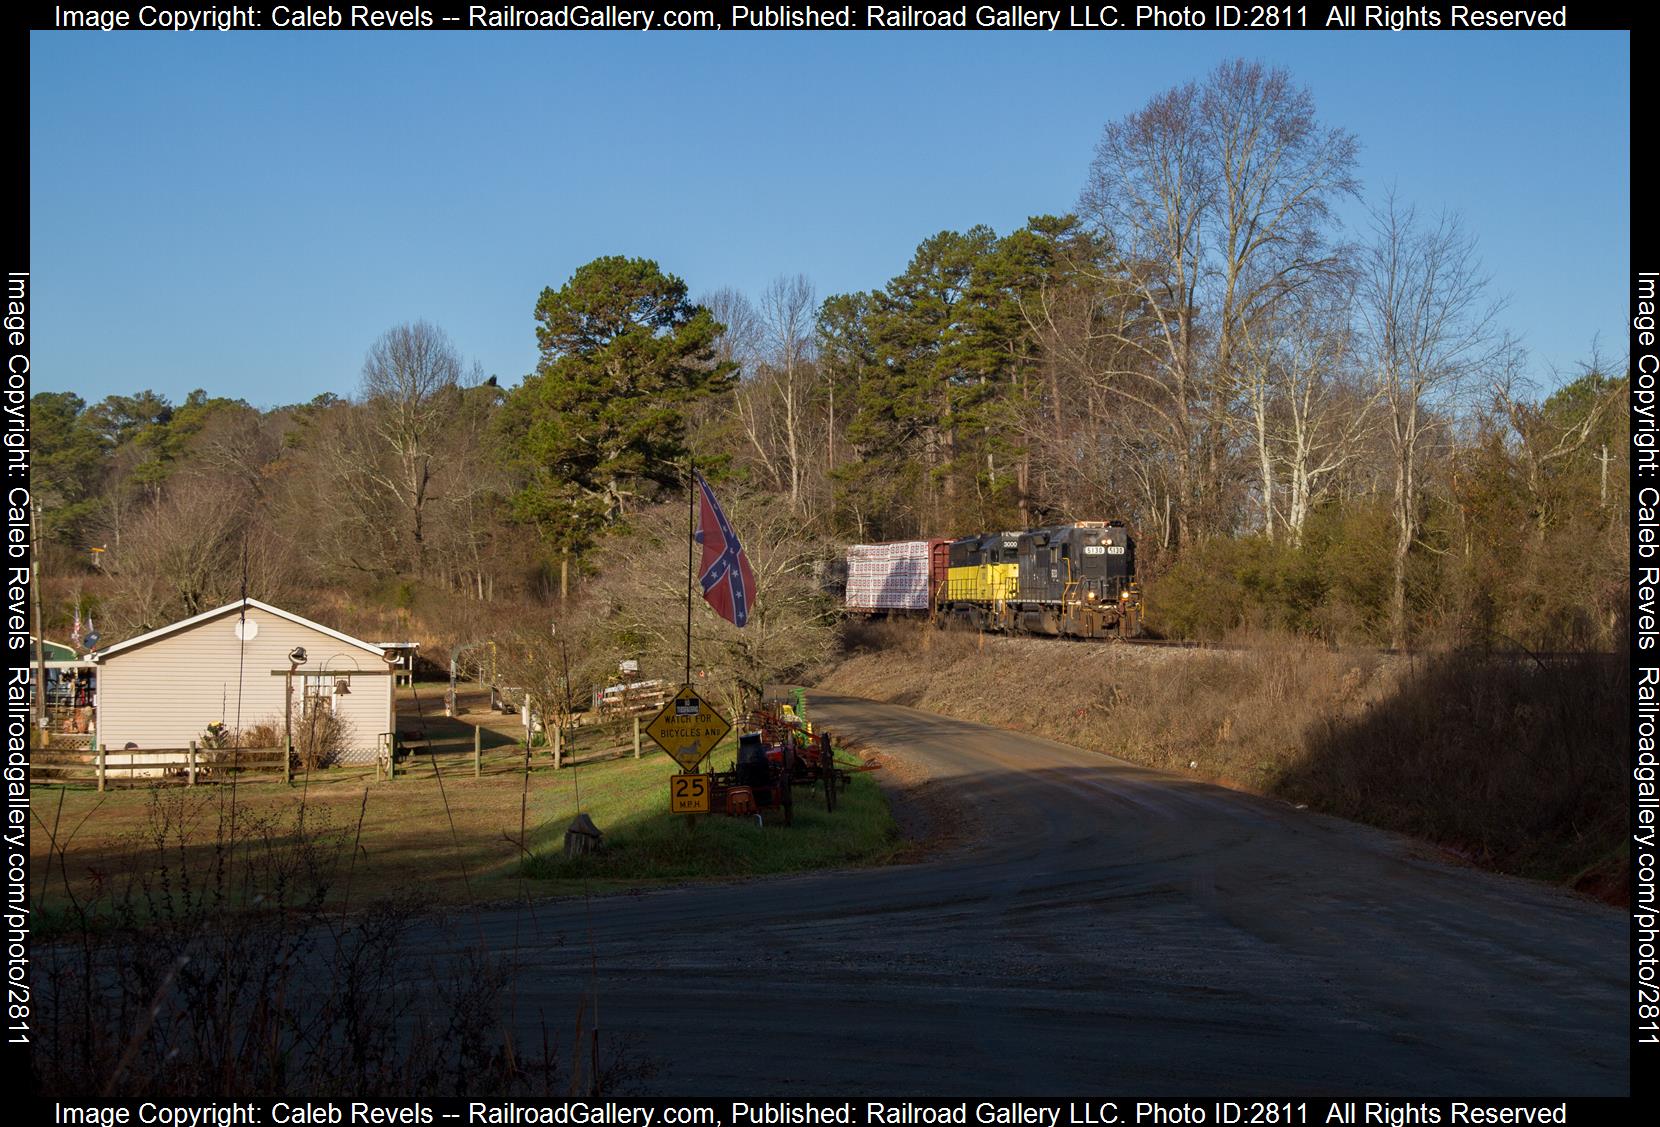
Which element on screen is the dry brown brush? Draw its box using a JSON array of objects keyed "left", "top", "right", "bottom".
[{"left": 241, "top": 712, "right": 351, "bottom": 771}]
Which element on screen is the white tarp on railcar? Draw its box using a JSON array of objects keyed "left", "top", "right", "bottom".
[{"left": 846, "top": 541, "right": 933, "bottom": 611}]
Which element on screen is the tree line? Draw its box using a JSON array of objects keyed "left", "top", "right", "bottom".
[{"left": 32, "top": 59, "right": 1627, "bottom": 683}]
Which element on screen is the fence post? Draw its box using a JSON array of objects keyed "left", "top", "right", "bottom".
[
  {"left": 473, "top": 724, "right": 482, "bottom": 778},
  {"left": 388, "top": 732, "right": 396, "bottom": 780},
  {"left": 97, "top": 745, "right": 105, "bottom": 793},
  {"left": 188, "top": 740, "right": 197, "bottom": 786},
  {"left": 633, "top": 715, "right": 641, "bottom": 759},
  {"left": 553, "top": 723, "right": 563, "bottom": 769}
]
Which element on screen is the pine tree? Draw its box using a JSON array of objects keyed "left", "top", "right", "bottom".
[{"left": 501, "top": 256, "right": 736, "bottom": 596}]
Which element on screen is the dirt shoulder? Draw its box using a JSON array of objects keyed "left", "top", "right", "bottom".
[{"left": 851, "top": 732, "right": 980, "bottom": 863}]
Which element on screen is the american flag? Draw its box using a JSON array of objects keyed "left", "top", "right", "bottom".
[{"left": 694, "top": 472, "right": 756, "bottom": 628}]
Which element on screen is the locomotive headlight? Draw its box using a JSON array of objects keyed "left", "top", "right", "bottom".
[
  {"left": 1087, "top": 591, "right": 1097, "bottom": 601},
  {"left": 1119, "top": 590, "right": 1130, "bottom": 600}
]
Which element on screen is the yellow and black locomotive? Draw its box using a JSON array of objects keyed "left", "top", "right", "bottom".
[{"left": 939, "top": 520, "right": 1141, "bottom": 638}]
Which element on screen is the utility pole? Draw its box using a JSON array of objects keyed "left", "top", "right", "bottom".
[{"left": 30, "top": 498, "right": 45, "bottom": 735}]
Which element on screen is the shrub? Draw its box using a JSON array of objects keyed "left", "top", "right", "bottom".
[
  {"left": 241, "top": 710, "right": 351, "bottom": 770},
  {"left": 1145, "top": 535, "right": 1299, "bottom": 639}
]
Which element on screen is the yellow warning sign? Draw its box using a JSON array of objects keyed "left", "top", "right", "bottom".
[{"left": 644, "top": 685, "right": 731, "bottom": 771}]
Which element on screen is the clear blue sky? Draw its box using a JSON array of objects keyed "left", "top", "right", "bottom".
[{"left": 30, "top": 30, "right": 1629, "bottom": 408}]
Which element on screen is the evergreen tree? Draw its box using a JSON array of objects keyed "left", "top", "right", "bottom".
[
  {"left": 500, "top": 256, "right": 736, "bottom": 596},
  {"left": 30, "top": 391, "right": 107, "bottom": 546}
]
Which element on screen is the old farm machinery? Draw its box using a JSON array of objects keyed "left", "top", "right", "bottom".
[{"left": 700, "top": 700, "right": 864, "bottom": 825}]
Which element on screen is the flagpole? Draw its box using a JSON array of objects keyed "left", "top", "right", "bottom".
[{"left": 685, "top": 455, "right": 695, "bottom": 686}]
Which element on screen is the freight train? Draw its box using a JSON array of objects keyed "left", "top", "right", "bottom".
[{"left": 844, "top": 521, "right": 1141, "bottom": 639}]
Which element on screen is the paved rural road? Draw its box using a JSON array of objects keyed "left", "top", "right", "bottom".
[{"left": 441, "top": 693, "right": 1628, "bottom": 1096}]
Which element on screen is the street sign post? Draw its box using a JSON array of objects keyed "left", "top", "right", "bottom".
[{"left": 644, "top": 684, "right": 731, "bottom": 772}]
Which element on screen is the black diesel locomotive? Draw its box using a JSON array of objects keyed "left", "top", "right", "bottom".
[{"left": 937, "top": 520, "right": 1142, "bottom": 639}]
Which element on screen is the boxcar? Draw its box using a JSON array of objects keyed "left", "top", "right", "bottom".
[{"left": 844, "top": 539, "right": 951, "bottom": 615}]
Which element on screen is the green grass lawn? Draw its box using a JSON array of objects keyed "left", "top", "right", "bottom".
[
  {"left": 522, "top": 756, "right": 895, "bottom": 886},
  {"left": 29, "top": 687, "right": 900, "bottom": 927}
]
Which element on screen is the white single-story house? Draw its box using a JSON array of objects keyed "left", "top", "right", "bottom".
[{"left": 92, "top": 598, "right": 397, "bottom": 764}]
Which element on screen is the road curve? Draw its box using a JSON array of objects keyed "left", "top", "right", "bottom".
[{"left": 440, "top": 693, "right": 1628, "bottom": 1096}]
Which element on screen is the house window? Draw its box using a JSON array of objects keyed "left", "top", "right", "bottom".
[{"left": 301, "top": 675, "right": 336, "bottom": 714}]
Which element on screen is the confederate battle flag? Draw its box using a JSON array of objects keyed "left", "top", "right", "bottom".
[{"left": 694, "top": 472, "right": 756, "bottom": 628}]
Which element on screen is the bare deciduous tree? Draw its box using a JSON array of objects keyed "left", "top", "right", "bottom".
[
  {"left": 360, "top": 321, "right": 464, "bottom": 574},
  {"left": 496, "top": 605, "right": 615, "bottom": 767},
  {"left": 1235, "top": 280, "right": 1379, "bottom": 543},
  {"left": 299, "top": 399, "right": 404, "bottom": 577},
  {"left": 1079, "top": 58, "right": 1359, "bottom": 545},
  {"left": 709, "top": 287, "right": 786, "bottom": 493},
  {"left": 100, "top": 475, "right": 299, "bottom": 633},
  {"left": 1358, "top": 195, "right": 1511, "bottom": 648},
  {"left": 701, "top": 287, "right": 763, "bottom": 373},
  {"left": 759, "top": 274, "right": 818, "bottom": 515},
  {"left": 595, "top": 496, "right": 838, "bottom": 717}
]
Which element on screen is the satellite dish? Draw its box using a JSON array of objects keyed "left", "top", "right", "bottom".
[{"left": 82, "top": 631, "right": 100, "bottom": 650}]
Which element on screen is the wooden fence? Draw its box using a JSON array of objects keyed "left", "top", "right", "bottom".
[{"left": 30, "top": 742, "right": 293, "bottom": 791}]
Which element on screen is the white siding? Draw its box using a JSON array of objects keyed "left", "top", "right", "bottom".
[{"left": 97, "top": 606, "right": 394, "bottom": 763}]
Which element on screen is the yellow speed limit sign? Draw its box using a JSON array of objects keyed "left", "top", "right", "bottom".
[{"left": 669, "top": 772, "right": 711, "bottom": 813}]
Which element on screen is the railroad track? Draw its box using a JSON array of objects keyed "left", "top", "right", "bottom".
[
  {"left": 929, "top": 624, "right": 1230, "bottom": 649},
  {"left": 936, "top": 627, "right": 1615, "bottom": 662}
]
